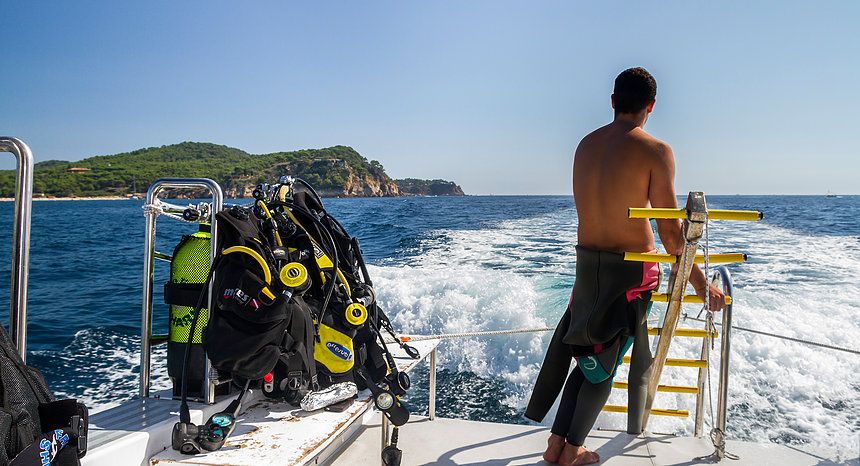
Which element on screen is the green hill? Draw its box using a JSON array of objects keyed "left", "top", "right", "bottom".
[{"left": 0, "top": 142, "right": 463, "bottom": 198}]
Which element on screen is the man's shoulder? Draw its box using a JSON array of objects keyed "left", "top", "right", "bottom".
[
  {"left": 630, "top": 128, "right": 672, "bottom": 157},
  {"left": 579, "top": 124, "right": 610, "bottom": 144}
]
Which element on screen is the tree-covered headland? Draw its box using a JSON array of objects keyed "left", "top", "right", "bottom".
[{"left": 0, "top": 142, "right": 464, "bottom": 198}]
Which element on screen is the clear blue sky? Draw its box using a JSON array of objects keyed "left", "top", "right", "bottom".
[{"left": 2, "top": 1, "right": 858, "bottom": 195}]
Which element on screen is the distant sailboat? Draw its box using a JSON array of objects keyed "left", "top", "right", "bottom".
[
  {"left": 129, "top": 175, "right": 141, "bottom": 200},
  {"left": 826, "top": 190, "right": 839, "bottom": 198}
]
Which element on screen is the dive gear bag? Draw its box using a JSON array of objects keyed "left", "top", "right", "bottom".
[
  {"left": 170, "top": 176, "right": 418, "bottom": 460},
  {"left": 0, "top": 325, "right": 88, "bottom": 465}
]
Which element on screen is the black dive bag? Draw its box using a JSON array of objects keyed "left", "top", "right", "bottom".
[
  {"left": 0, "top": 326, "right": 88, "bottom": 466},
  {"left": 202, "top": 206, "right": 317, "bottom": 402}
]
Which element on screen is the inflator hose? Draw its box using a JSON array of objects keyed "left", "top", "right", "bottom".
[
  {"left": 179, "top": 257, "right": 221, "bottom": 424},
  {"left": 276, "top": 200, "right": 342, "bottom": 331}
]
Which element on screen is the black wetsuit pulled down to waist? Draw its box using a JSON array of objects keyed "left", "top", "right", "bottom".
[{"left": 525, "top": 246, "right": 658, "bottom": 445}]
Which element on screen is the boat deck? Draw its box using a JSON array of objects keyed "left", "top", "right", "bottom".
[
  {"left": 145, "top": 339, "right": 439, "bottom": 466},
  {"left": 331, "top": 416, "right": 842, "bottom": 466},
  {"left": 83, "top": 334, "right": 851, "bottom": 466}
]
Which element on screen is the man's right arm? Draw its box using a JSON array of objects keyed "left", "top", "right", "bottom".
[
  {"left": 648, "top": 143, "right": 683, "bottom": 253},
  {"left": 648, "top": 144, "right": 725, "bottom": 310}
]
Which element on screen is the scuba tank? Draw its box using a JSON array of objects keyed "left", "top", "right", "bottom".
[{"left": 164, "top": 224, "right": 211, "bottom": 398}]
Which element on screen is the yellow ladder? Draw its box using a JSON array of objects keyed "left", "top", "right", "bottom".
[
  {"left": 602, "top": 320, "right": 717, "bottom": 434},
  {"left": 601, "top": 193, "right": 759, "bottom": 437}
]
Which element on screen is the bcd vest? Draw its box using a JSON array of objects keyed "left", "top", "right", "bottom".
[{"left": 203, "top": 206, "right": 317, "bottom": 403}]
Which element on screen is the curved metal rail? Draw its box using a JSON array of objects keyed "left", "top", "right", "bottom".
[
  {"left": 0, "top": 137, "right": 34, "bottom": 361},
  {"left": 713, "top": 265, "right": 734, "bottom": 459},
  {"left": 140, "top": 178, "right": 223, "bottom": 401}
]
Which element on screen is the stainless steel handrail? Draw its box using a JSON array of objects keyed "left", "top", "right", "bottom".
[
  {"left": 0, "top": 137, "right": 34, "bottom": 362},
  {"left": 713, "top": 265, "right": 733, "bottom": 459},
  {"left": 140, "top": 178, "right": 223, "bottom": 402},
  {"left": 428, "top": 348, "right": 437, "bottom": 421}
]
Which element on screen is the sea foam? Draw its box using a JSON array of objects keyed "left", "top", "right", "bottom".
[{"left": 372, "top": 206, "right": 860, "bottom": 461}]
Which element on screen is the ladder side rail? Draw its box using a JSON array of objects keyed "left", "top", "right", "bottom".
[
  {"left": 0, "top": 137, "right": 34, "bottom": 362},
  {"left": 140, "top": 178, "right": 223, "bottom": 402},
  {"left": 693, "top": 334, "right": 709, "bottom": 436},
  {"left": 428, "top": 347, "right": 437, "bottom": 420},
  {"left": 641, "top": 191, "right": 707, "bottom": 428}
]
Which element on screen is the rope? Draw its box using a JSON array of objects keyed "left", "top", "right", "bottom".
[
  {"left": 398, "top": 326, "right": 554, "bottom": 342},
  {"left": 397, "top": 318, "right": 859, "bottom": 356},
  {"left": 683, "top": 315, "right": 860, "bottom": 356},
  {"left": 142, "top": 202, "right": 199, "bottom": 223}
]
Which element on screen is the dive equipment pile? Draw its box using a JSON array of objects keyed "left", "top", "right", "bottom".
[
  {"left": 0, "top": 325, "right": 88, "bottom": 465},
  {"left": 167, "top": 176, "right": 419, "bottom": 462}
]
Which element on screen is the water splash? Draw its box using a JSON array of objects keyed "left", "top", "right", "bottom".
[{"left": 374, "top": 206, "right": 860, "bottom": 461}]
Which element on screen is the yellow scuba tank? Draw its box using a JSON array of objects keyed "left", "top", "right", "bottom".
[{"left": 165, "top": 225, "right": 211, "bottom": 398}]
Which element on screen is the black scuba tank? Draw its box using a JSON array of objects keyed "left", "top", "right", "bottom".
[{"left": 164, "top": 224, "right": 211, "bottom": 398}]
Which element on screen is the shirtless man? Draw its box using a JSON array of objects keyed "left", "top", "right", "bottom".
[{"left": 525, "top": 67, "right": 725, "bottom": 466}]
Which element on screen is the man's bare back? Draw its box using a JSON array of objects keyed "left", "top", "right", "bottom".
[
  {"left": 570, "top": 67, "right": 723, "bottom": 311},
  {"left": 573, "top": 121, "right": 675, "bottom": 253}
]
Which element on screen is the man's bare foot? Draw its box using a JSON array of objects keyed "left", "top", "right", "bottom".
[
  {"left": 558, "top": 442, "right": 600, "bottom": 466},
  {"left": 543, "top": 434, "right": 566, "bottom": 463}
]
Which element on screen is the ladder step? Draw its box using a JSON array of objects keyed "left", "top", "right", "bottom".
[
  {"left": 622, "top": 356, "right": 707, "bottom": 368},
  {"left": 651, "top": 293, "right": 732, "bottom": 305},
  {"left": 627, "top": 207, "right": 762, "bottom": 222},
  {"left": 613, "top": 381, "right": 698, "bottom": 394},
  {"left": 648, "top": 327, "right": 717, "bottom": 338},
  {"left": 623, "top": 252, "right": 747, "bottom": 265},
  {"left": 602, "top": 405, "right": 689, "bottom": 417}
]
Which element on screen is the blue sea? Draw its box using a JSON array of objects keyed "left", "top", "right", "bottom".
[{"left": 1, "top": 195, "right": 858, "bottom": 461}]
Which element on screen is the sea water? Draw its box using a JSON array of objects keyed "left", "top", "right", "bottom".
[{"left": 0, "top": 195, "right": 857, "bottom": 461}]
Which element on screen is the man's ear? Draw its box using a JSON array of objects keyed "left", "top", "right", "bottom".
[
  {"left": 646, "top": 100, "right": 655, "bottom": 113},
  {"left": 611, "top": 94, "right": 616, "bottom": 110}
]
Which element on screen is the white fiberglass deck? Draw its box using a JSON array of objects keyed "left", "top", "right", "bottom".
[
  {"left": 332, "top": 416, "right": 846, "bottom": 466},
  {"left": 82, "top": 339, "right": 438, "bottom": 466},
  {"left": 147, "top": 339, "right": 437, "bottom": 466}
]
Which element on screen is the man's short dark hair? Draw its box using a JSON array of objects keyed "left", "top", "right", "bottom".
[{"left": 613, "top": 67, "right": 657, "bottom": 114}]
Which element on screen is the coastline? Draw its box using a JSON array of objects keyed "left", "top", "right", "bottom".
[
  {"left": 0, "top": 196, "right": 134, "bottom": 202},
  {"left": 0, "top": 193, "right": 471, "bottom": 202}
]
